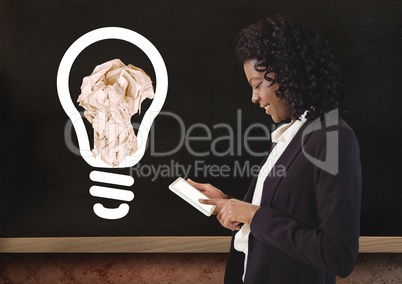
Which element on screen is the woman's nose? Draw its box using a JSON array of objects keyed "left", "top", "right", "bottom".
[{"left": 251, "top": 92, "right": 259, "bottom": 104}]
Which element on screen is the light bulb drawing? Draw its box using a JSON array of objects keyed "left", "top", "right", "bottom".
[{"left": 56, "top": 27, "right": 168, "bottom": 220}]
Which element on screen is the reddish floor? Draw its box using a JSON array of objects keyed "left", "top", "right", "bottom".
[{"left": 0, "top": 253, "right": 401, "bottom": 283}]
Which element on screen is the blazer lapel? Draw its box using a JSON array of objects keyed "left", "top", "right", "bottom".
[
  {"left": 243, "top": 176, "right": 257, "bottom": 203},
  {"left": 243, "top": 142, "right": 276, "bottom": 203},
  {"left": 261, "top": 119, "right": 314, "bottom": 205}
]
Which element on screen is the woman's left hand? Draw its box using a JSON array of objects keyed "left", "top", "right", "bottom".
[{"left": 199, "top": 198, "right": 260, "bottom": 231}]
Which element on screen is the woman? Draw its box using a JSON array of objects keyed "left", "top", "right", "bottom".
[{"left": 188, "top": 14, "right": 361, "bottom": 283}]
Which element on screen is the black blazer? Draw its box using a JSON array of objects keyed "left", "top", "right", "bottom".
[{"left": 224, "top": 115, "right": 362, "bottom": 284}]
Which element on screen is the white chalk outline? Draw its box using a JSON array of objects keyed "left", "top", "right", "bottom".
[{"left": 56, "top": 27, "right": 168, "bottom": 168}]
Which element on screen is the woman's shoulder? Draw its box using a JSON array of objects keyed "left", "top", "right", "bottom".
[
  {"left": 304, "top": 110, "right": 356, "bottom": 133},
  {"left": 302, "top": 112, "right": 359, "bottom": 145}
]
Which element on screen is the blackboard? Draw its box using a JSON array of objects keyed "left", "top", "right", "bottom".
[{"left": 1, "top": 0, "right": 401, "bottom": 245}]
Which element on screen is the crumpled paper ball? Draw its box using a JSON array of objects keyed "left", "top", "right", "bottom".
[{"left": 77, "top": 59, "right": 154, "bottom": 166}]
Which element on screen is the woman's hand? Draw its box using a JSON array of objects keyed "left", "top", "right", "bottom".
[
  {"left": 199, "top": 198, "right": 260, "bottom": 231},
  {"left": 187, "top": 179, "right": 228, "bottom": 199}
]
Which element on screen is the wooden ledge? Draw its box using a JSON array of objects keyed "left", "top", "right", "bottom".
[{"left": 0, "top": 236, "right": 401, "bottom": 253}]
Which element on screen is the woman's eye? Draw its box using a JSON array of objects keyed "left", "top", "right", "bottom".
[{"left": 254, "top": 83, "right": 261, "bottom": 89}]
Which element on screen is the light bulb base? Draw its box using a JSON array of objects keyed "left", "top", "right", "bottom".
[{"left": 89, "top": 170, "right": 135, "bottom": 220}]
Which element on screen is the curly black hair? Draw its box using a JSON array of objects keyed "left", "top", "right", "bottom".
[{"left": 236, "top": 14, "right": 344, "bottom": 120}]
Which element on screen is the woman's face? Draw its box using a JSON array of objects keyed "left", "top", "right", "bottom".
[{"left": 243, "top": 59, "right": 292, "bottom": 123}]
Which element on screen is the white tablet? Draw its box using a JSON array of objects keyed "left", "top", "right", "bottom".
[{"left": 169, "top": 177, "right": 215, "bottom": 217}]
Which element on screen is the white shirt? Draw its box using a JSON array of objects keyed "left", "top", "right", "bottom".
[{"left": 234, "top": 113, "right": 307, "bottom": 281}]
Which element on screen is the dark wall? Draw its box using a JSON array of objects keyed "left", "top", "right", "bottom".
[{"left": 0, "top": 0, "right": 401, "bottom": 237}]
